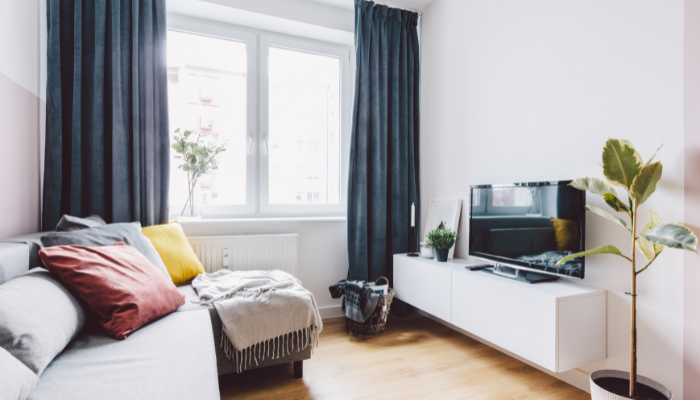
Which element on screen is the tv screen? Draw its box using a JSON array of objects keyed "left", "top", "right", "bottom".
[{"left": 469, "top": 181, "right": 586, "bottom": 279}]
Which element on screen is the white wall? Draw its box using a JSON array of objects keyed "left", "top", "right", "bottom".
[
  {"left": 179, "top": 218, "right": 347, "bottom": 317},
  {"left": 684, "top": 0, "right": 700, "bottom": 397},
  {"left": 420, "top": 0, "right": 685, "bottom": 396},
  {"left": 0, "top": 0, "right": 44, "bottom": 239}
]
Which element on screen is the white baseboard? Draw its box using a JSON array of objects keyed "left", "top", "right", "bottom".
[
  {"left": 318, "top": 304, "right": 344, "bottom": 319},
  {"left": 415, "top": 309, "right": 592, "bottom": 393}
]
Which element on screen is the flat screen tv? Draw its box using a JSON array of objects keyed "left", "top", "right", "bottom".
[{"left": 469, "top": 181, "right": 586, "bottom": 280}]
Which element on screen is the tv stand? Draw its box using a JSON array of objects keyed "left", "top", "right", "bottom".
[
  {"left": 484, "top": 264, "right": 559, "bottom": 284},
  {"left": 393, "top": 254, "right": 606, "bottom": 373}
]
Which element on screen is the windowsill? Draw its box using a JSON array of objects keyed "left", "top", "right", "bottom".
[{"left": 174, "top": 216, "right": 347, "bottom": 224}]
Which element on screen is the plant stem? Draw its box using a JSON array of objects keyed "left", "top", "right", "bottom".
[
  {"left": 636, "top": 255, "right": 658, "bottom": 275},
  {"left": 178, "top": 150, "right": 221, "bottom": 217},
  {"left": 629, "top": 202, "right": 638, "bottom": 398},
  {"left": 180, "top": 171, "right": 201, "bottom": 217}
]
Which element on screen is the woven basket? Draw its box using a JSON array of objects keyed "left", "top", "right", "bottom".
[{"left": 346, "top": 277, "right": 395, "bottom": 338}]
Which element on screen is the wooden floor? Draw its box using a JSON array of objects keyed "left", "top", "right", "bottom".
[{"left": 219, "top": 313, "right": 590, "bottom": 400}]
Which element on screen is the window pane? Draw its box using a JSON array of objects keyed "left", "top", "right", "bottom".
[
  {"left": 167, "top": 31, "right": 248, "bottom": 213},
  {"left": 472, "top": 189, "right": 481, "bottom": 206},
  {"left": 492, "top": 187, "right": 534, "bottom": 207},
  {"left": 268, "top": 47, "right": 341, "bottom": 205}
]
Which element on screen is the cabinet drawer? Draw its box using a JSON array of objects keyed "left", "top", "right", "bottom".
[
  {"left": 452, "top": 270, "right": 556, "bottom": 371},
  {"left": 393, "top": 255, "right": 451, "bottom": 322}
]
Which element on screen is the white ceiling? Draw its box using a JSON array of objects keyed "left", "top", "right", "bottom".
[{"left": 306, "top": 0, "right": 436, "bottom": 12}]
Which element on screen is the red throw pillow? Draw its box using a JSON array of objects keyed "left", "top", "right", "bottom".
[{"left": 39, "top": 242, "right": 185, "bottom": 340}]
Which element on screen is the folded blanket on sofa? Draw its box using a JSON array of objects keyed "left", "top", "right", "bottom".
[{"left": 192, "top": 270, "right": 322, "bottom": 373}]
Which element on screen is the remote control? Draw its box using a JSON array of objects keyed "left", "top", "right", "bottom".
[{"left": 466, "top": 264, "right": 492, "bottom": 271}]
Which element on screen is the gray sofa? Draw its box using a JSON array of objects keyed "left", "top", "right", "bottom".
[{"left": 0, "top": 233, "right": 311, "bottom": 400}]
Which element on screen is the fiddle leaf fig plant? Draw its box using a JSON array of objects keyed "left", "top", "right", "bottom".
[
  {"left": 557, "top": 139, "right": 697, "bottom": 398},
  {"left": 171, "top": 128, "right": 227, "bottom": 217}
]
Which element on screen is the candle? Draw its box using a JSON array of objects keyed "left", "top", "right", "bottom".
[{"left": 411, "top": 203, "right": 415, "bottom": 227}]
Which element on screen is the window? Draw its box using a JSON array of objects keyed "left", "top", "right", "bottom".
[
  {"left": 492, "top": 187, "right": 535, "bottom": 207},
  {"left": 166, "top": 19, "right": 350, "bottom": 218},
  {"left": 264, "top": 46, "right": 340, "bottom": 208},
  {"left": 200, "top": 86, "right": 213, "bottom": 101},
  {"left": 167, "top": 29, "right": 253, "bottom": 217}
]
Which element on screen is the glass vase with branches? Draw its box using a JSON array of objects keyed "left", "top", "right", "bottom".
[{"left": 171, "top": 128, "right": 227, "bottom": 217}]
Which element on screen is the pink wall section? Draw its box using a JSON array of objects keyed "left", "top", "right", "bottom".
[
  {"left": 686, "top": 0, "right": 700, "bottom": 397},
  {"left": 0, "top": 71, "right": 40, "bottom": 239}
]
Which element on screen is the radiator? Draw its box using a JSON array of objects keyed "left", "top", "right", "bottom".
[{"left": 187, "top": 234, "right": 299, "bottom": 277}]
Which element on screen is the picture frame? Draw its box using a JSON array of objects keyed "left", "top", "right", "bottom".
[{"left": 424, "top": 199, "right": 462, "bottom": 259}]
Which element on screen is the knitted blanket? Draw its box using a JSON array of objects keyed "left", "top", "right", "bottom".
[
  {"left": 192, "top": 270, "right": 322, "bottom": 373},
  {"left": 329, "top": 280, "right": 379, "bottom": 323}
]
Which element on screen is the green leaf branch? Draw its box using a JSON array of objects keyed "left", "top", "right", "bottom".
[
  {"left": 171, "top": 128, "right": 227, "bottom": 217},
  {"left": 556, "top": 138, "right": 697, "bottom": 398}
]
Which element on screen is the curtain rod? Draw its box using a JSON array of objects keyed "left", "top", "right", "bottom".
[{"left": 365, "top": 0, "right": 423, "bottom": 16}]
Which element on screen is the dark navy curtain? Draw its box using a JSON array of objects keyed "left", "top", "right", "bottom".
[
  {"left": 347, "top": 0, "right": 420, "bottom": 284},
  {"left": 42, "top": 0, "right": 170, "bottom": 230}
]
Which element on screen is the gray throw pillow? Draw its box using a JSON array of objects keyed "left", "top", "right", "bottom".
[
  {"left": 0, "top": 347, "right": 39, "bottom": 400},
  {"left": 40, "top": 222, "right": 169, "bottom": 278},
  {"left": 0, "top": 269, "right": 86, "bottom": 376},
  {"left": 55, "top": 214, "right": 106, "bottom": 232}
]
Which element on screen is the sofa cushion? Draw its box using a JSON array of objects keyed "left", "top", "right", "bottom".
[
  {"left": 39, "top": 243, "right": 185, "bottom": 340},
  {"left": 41, "top": 222, "right": 169, "bottom": 278},
  {"left": 2, "top": 232, "right": 46, "bottom": 269},
  {"left": 551, "top": 217, "right": 580, "bottom": 252},
  {"left": 141, "top": 222, "right": 205, "bottom": 286},
  {"left": 0, "top": 347, "right": 39, "bottom": 400},
  {"left": 55, "top": 214, "right": 106, "bottom": 232},
  {"left": 26, "top": 310, "right": 219, "bottom": 400},
  {"left": 0, "top": 268, "right": 86, "bottom": 375},
  {"left": 0, "top": 242, "right": 30, "bottom": 285}
]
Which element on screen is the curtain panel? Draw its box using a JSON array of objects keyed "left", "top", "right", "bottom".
[
  {"left": 43, "top": 0, "right": 170, "bottom": 230},
  {"left": 347, "top": 0, "right": 421, "bottom": 284}
]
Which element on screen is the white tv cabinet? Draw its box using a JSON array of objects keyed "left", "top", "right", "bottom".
[{"left": 393, "top": 254, "right": 606, "bottom": 373}]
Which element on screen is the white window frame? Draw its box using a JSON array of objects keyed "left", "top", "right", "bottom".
[
  {"left": 167, "top": 16, "right": 351, "bottom": 218},
  {"left": 259, "top": 35, "right": 350, "bottom": 215},
  {"left": 168, "top": 18, "right": 257, "bottom": 216}
]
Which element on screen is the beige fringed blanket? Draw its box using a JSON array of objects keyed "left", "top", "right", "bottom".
[{"left": 192, "top": 270, "right": 323, "bottom": 373}]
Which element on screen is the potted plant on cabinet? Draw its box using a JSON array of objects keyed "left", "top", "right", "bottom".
[
  {"left": 558, "top": 139, "right": 697, "bottom": 400},
  {"left": 426, "top": 223, "right": 459, "bottom": 262}
]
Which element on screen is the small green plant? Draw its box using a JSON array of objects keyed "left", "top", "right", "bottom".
[
  {"left": 171, "top": 128, "right": 227, "bottom": 217},
  {"left": 558, "top": 138, "right": 698, "bottom": 398},
  {"left": 426, "top": 223, "right": 460, "bottom": 251}
]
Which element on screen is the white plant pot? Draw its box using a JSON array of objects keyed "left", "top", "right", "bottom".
[{"left": 590, "top": 370, "right": 672, "bottom": 400}]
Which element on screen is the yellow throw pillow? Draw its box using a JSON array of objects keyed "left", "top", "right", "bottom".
[
  {"left": 550, "top": 218, "right": 580, "bottom": 253},
  {"left": 141, "top": 222, "right": 205, "bottom": 286}
]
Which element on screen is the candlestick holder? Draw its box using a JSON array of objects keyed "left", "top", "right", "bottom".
[{"left": 407, "top": 226, "right": 419, "bottom": 257}]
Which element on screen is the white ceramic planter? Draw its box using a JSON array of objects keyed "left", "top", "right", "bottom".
[{"left": 590, "top": 370, "right": 672, "bottom": 400}]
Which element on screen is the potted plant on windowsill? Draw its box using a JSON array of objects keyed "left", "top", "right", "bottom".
[
  {"left": 558, "top": 139, "right": 697, "bottom": 400},
  {"left": 426, "top": 223, "right": 459, "bottom": 262}
]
